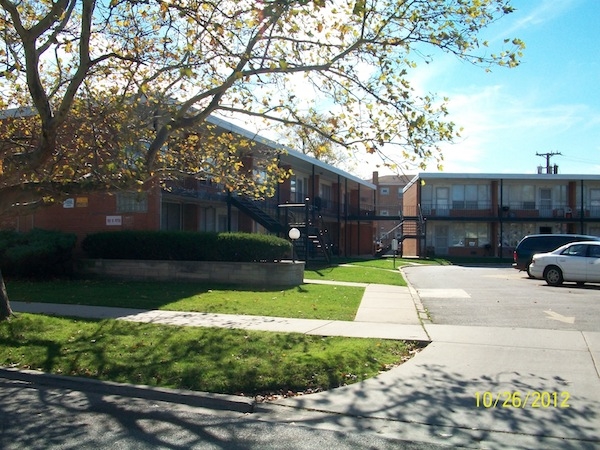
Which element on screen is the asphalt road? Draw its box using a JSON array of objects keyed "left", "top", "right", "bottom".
[
  {"left": 402, "top": 264, "right": 600, "bottom": 332},
  {"left": 0, "top": 377, "right": 449, "bottom": 450}
]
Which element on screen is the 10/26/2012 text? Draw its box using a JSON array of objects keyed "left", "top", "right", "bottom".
[{"left": 475, "top": 391, "right": 570, "bottom": 408}]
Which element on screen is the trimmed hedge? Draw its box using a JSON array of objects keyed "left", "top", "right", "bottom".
[
  {"left": 0, "top": 228, "right": 77, "bottom": 277},
  {"left": 81, "top": 231, "right": 292, "bottom": 262}
]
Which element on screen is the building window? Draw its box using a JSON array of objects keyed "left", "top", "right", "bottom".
[
  {"left": 116, "top": 192, "right": 148, "bottom": 213},
  {"left": 380, "top": 210, "right": 389, "bottom": 216},
  {"left": 450, "top": 223, "right": 489, "bottom": 247},
  {"left": 319, "top": 183, "right": 332, "bottom": 208},
  {"left": 452, "top": 184, "right": 489, "bottom": 209},
  {"left": 508, "top": 184, "right": 534, "bottom": 209},
  {"left": 294, "top": 176, "right": 308, "bottom": 203},
  {"left": 380, "top": 187, "right": 389, "bottom": 195}
]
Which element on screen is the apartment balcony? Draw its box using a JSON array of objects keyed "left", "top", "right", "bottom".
[{"left": 415, "top": 202, "right": 600, "bottom": 221}]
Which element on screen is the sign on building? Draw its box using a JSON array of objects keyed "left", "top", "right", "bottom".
[{"left": 106, "top": 216, "right": 122, "bottom": 226}]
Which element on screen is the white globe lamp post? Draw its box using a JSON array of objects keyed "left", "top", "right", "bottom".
[{"left": 288, "top": 227, "right": 301, "bottom": 262}]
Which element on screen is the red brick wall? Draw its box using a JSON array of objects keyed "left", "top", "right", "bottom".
[
  {"left": 11, "top": 184, "right": 161, "bottom": 252},
  {"left": 342, "top": 222, "right": 375, "bottom": 256}
]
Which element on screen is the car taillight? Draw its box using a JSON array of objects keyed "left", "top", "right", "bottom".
[{"left": 513, "top": 250, "right": 517, "bottom": 262}]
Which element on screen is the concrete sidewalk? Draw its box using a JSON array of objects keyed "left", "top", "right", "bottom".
[{"left": 10, "top": 281, "right": 430, "bottom": 342}]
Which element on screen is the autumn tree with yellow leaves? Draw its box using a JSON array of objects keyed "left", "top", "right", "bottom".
[{"left": 0, "top": 0, "right": 523, "bottom": 319}]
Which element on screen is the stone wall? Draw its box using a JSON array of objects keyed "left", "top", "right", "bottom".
[{"left": 79, "top": 259, "right": 305, "bottom": 287}]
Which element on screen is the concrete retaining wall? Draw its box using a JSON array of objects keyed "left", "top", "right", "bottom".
[{"left": 79, "top": 259, "right": 305, "bottom": 287}]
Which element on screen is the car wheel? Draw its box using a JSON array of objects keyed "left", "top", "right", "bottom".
[{"left": 544, "top": 266, "right": 564, "bottom": 286}]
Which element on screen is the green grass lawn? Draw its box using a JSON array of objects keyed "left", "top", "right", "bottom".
[
  {"left": 7, "top": 279, "right": 363, "bottom": 321},
  {"left": 305, "top": 258, "right": 408, "bottom": 285},
  {"left": 0, "top": 313, "right": 421, "bottom": 396}
]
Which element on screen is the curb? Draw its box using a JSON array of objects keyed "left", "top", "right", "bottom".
[
  {"left": 0, "top": 367, "right": 255, "bottom": 413},
  {"left": 399, "top": 267, "right": 432, "bottom": 335}
]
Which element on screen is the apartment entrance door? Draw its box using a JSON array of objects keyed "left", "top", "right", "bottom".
[
  {"left": 540, "top": 188, "right": 552, "bottom": 217},
  {"left": 434, "top": 225, "right": 449, "bottom": 255}
]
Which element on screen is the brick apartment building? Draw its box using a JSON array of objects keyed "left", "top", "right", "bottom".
[
  {"left": 401, "top": 173, "right": 600, "bottom": 258},
  {"left": 2, "top": 114, "right": 377, "bottom": 258}
]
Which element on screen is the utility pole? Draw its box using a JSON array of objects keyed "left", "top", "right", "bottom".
[{"left": 536, "top": 151, "right": 561, "bottom": 174}]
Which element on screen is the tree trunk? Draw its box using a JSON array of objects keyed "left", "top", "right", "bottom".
[{"left": 0, "top": 269, "right": 14, "bottom": 321}]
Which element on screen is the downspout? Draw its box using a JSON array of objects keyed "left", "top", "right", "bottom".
[
  {"left": 305, "top": 196, "right": 310, "bottom": 265},
  {"left": 499, "top": 179, "right": 503, "bottom": 259},
  {"left": 581, "top": 179, "right": 585, "bottom": 234}
]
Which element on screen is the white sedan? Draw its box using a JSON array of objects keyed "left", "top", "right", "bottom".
[{"left": 528, "top": 241, "right": 600, "bottom": 286}]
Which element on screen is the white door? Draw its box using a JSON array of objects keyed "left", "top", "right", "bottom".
[{"left": 540, "top": 188, "right": 552, "bottom": 217}]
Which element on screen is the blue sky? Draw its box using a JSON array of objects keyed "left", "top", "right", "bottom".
[{"left": 363, "top": 0, "right": 600, "bottom": 178}]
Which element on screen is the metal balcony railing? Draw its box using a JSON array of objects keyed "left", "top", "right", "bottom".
[{"left": 413, "top": 202, "right": 600, "bottom": 219}]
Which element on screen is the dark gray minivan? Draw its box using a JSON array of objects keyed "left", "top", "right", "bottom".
[{"left": 513, "top": 233, "right": 600, "bottom": 276}]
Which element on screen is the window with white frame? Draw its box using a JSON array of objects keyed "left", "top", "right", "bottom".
[
  {"left": 380, "top": 187, "right": 389, "bottom": 195},
  {"left": 508, "top": 184, "right": 535, "bottom": 209},
  {"left": 452, "top": 184, "right": 489, "bottom": 209},
  {"left": 117, "top": 192, "right": 148, "bottom": 213},
  {"left": 294, "top": 176, "right": 308, "bottom": 203}
]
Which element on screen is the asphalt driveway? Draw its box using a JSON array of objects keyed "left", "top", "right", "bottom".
[{"left": 402, "top": 264, "right": 600, "bottom": 332}]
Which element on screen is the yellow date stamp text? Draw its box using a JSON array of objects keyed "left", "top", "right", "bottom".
[{"left": 475, "top": 391, "right": 570, "bottom": 409}]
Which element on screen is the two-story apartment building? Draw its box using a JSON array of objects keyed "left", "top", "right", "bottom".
[
  {"left": 2, "top": 114, "right": 377, "bottom": 258},
  {"left": 401, "top": 173, "right": 600, "bottom": 258}
]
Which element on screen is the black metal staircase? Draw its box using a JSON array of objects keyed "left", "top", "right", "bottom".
[
  {"left": 230, "top": 195, "right": 332, "bottom": 264},
  {"left": 229, "top": 195, "right": 284, "bottom": 233},
  {"left": 291, "top": 224, "right": 332, "bottom": 264}
]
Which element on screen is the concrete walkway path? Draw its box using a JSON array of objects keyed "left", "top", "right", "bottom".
[{"left": 10, "top": 280, "right": 430, "bottom": 342}]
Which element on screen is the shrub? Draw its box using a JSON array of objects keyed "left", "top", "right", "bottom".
[
  {"left": 81, "top": 231, "right": 291, "bottom": 262},
  {"left": 0, "top": 228, "right": 77, "bottom": 277}
]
